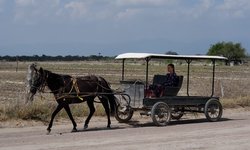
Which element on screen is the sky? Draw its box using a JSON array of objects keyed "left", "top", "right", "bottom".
[{"left": 0, "top": 0, "right": 250, "bottom": 56}]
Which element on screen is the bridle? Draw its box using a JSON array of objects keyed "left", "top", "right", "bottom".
[
  {"left": 31, "top": 69, "right": 70, "bottom": 94},
  {"left": 31, "top": 69, "right": 48, "bottom": 93}
]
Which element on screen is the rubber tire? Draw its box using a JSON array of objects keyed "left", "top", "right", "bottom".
[
  {"left": 151, "top": 102, "right": 171, "bottom": 126},
  {"left": 115, "top": 104, "right": 134, "bottom": 123},
  {"left": 205, "top": 99, "right": 223, "bottom": 122}
]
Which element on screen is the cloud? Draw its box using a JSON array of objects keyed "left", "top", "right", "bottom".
[
  {"left": 14, "top": 0, "right": 60, "bottom": 23},
  {"left": 0, "top": 0, "right": 5, "bottom": 12},
  {"left": 15, "top": 0, "right": 60, "bottom": 7},
  {"left": 10, "top": 0, "right": 250, "bottom": 25},
  {"left": 15, "top": 0, "right": 34, "bottom": 7},
  {"left": 113, "top": 0, "right": 218, "bottom": 21},
  {"left": 13, "top": 0, "right": 92, "bottom": 23},
  {"left": 116, "top": 8, "right": 143, "bottom": 20},
  {"left": 64, "top": 1, "right": 87, "bottom": 18},
  {"left": 217, "top": 0, "right": 250, "bottom": 18},
  {"left": 1, "top": 0, "right": 250, "bottom": 55},
  {"left": 180, "top": 0, "right": 215, "bottom": 19},
  {"left": 115, "top": 0, "right": 176, "bottom": 6},
  {"left": 113, "top": 0, "right": 177, "bottom": 19},
  {"left": 10, "top": 0, "right": 212, "bottom": 24}
]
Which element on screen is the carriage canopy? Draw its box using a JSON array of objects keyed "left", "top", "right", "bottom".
[
  {"left": 115, "top": 53, "right": 227, "bottom": 60},
  {"left": 115, "top": 52, "right": 227, "bottom": 97}
]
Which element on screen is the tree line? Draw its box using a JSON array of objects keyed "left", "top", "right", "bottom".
[
  {"left": 0, "top": 41, "right": 248, "bottom": 63},
  {"left": 0, "top": 55, "right": 115, "bottom": 61}
]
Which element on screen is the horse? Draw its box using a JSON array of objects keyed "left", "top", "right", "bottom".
[{"left": 26, "top": 64, "right": 117, "bottom": 133}]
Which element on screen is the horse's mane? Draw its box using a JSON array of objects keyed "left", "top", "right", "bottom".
[{"left": 44, "top": 69, "right": 71, "bottom": 79}]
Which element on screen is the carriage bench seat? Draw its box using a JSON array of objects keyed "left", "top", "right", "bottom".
[{"left": 152, "top": 75, "right": 183, "bottom": 96}]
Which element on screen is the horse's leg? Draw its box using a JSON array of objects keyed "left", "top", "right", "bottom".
[
  {"left": 84, "top": 98, "right": 95, "bottom": 129},
  {"left": 63, "top": 103, "right": 77, "bottom": 132},
  {"left": 100, "top": 96, "right": 111, "bottom": 128},
  {"left": 47, "top": 103, "right": 63, "bottom": 134}
]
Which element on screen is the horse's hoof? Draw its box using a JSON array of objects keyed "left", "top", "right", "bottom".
[
  {"left": 47, "top": 129, "right": 51, "bottom": 135},
  {"left": 84, "top": 125, "right": 88, "bottom": 130},
  {"left": 71, "top": 128, "right": 78, "bottom": 132},
  {"left": 107, "top": 125, "right": 111, "bottom": 129}
]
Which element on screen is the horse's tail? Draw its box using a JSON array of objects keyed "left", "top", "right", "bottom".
[
  {"left": 106, "top": 93, "right": 117, "bottom": 116},
  {"left": 99, "top": 77, "right": 117, "bottom": 115}
]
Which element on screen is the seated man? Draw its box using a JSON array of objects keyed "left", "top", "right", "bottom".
[{"left": 149, "top": 64, "right": 178, "bottom": 97}]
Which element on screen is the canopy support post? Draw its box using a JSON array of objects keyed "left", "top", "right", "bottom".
[
  {"left": 122, "top": 59, "right": 125, "bottom": 81},
  {"left": 211, "top": 59, "right": 216, "bottom": 97},
  {"left": 186, "top": 59, "right": 192, "bottom": 96},
  {"left": 145, "top": 58, "right": 150, "bottom": 90}
]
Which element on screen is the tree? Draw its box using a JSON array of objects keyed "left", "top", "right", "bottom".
[
  {"left": 207, "top": 42, "right": 246, "bottom": 65},
  {"left": 165, "top": 51, "right": 178, "bottom": 55}
]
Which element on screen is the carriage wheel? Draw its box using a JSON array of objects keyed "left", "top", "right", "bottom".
[
  {"left": 205, "top": 99, "right": 223, "bottom": 122},
  {"left": 115, "top": 104, "right": 134, "bottom": 123},
  {"left": 171, "top": 108, "right": 184, "bottom": 120},
  {"left": 151, "top": 102, "right": 171, "bottom": 126}
]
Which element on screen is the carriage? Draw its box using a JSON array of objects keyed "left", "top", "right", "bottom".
[
  {"left": 114, "top": 53, "right": 227, "bottom": 126},
  {"left": 26, "top": 52, "right": 227, "bottom": 132}
]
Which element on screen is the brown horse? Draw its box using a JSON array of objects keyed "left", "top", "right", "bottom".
[{"left": 26, "top": 64, "right": 116, "bottom": 133}]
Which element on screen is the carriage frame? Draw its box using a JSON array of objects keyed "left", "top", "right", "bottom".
[{"left": 114, "top": 53, "right": 227, "bottom": 126}]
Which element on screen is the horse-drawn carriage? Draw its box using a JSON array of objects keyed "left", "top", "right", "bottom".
[
  {"left": 26, "top": 52, "right": 227, "bottom": 132},
  {"left": 114, "top": 53, "right": 227, "bottom": 126}
]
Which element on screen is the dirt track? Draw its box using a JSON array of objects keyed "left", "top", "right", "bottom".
[{"left": 1, "top": 109, "right": 250, "bottom": 150}]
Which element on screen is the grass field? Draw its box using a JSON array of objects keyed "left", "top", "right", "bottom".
[{"left": 0, "top": 60, "right": 249, "bottom": 122}]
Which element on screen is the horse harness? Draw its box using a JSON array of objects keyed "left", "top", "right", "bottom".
[{"left": 52, "top": 75, "right": 106, "bottom": 101}]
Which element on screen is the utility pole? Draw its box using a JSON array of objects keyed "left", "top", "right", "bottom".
[
  {"left": 16, "top": 56, "right": 19, "bottom": 72},
  {"left": 98, "top": 52, "right": 101, "bottom": 61}
]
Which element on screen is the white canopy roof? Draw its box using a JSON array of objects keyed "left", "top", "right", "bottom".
[{"left": 115, "top": 53, "right": 227, "bottom": 60}]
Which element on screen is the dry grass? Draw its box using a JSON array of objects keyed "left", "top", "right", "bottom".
[
  {"left": 0, "top": 98, "right": 106, "bottom": 122},
  {"left": 0, "top": 60, "right": 250, "bottom": 122},
  {"left": 221, "top": 97, "right": 250, "bottom": 108}
]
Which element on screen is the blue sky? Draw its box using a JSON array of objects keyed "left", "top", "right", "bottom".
[{"left": 0, "top": 0, "right": 250, "bottom": 56}]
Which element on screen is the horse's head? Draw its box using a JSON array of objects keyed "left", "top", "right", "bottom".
[{"left": 26, "top": 64, "right": 46, "bottom": 103}]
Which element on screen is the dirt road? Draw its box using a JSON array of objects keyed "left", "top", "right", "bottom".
[{"left": 1, "top": 109, "right": 250, "bottom": 150}]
